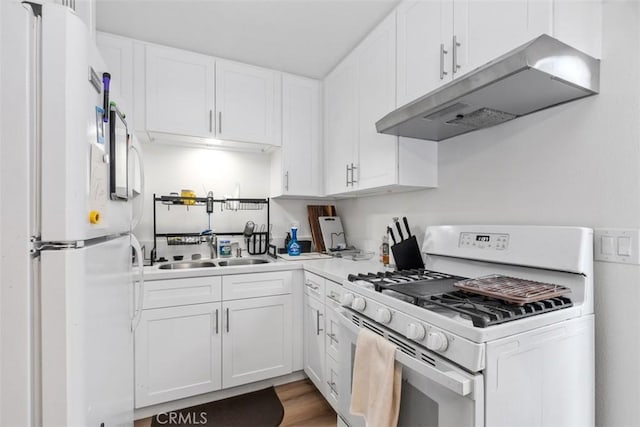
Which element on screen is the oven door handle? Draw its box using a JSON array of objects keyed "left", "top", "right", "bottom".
[
  {"left": 340, "top": 313, "right": 474, "bottom": 398},
  {"left": 394, "top": 349, "right": 472, "bottom": 396}
]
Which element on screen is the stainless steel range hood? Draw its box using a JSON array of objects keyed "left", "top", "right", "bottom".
[{"left": 376, "top": 34, "right": 600, "bottom": 141}]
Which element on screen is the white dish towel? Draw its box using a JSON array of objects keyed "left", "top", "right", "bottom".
[{"left": 350, "top": 328, "right": 402, "bottom": 427}]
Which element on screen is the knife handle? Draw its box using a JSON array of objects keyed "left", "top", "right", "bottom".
[
  {"left": 387, "top": 226, "right": 397, "bottom": 245},
  {"left": 395, "top": 220, "right": 404, "bottom": 241},
  {"left": 403, "top": 217, "right": 412, "bottom": 238}
]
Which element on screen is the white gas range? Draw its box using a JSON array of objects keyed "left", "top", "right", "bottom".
[{"left": 338, "top": 225, "right": 594, "bottom": 427}]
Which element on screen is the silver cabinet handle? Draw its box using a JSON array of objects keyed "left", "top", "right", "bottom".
[
  {"left": 226, "top": 307, "right": 229, "bottom": 333},
  {"left": 440, "top": 43, "right": 449, "bottom": 80},
  {"left": 316, "top": 310, "right": 323, "bottom": 335},
  {"left": 327, "top": 332, "right": 339, "bottom": 344},
  {"left": 209, "top": 110, "right": 213, "bottom": 133},
  {"left": 285, "top": 171, "right": 289, "bottom": 191},
  {"left": 326, "top": 380, "right": 338, "bottom": 395},
  {"left": 215, "top": 309, "right": 219, "bottom": 334},
  {"left": 327, "top": 292, "right": 341, "bottom": 304},
  {"left": 452, "top": 35, "right": 461, "bottom": 75},
  {"left": 346, "top": 164, "right": 350, "bottom": 187},
  {"left": 218, "top": 111, "right": 222, "bottom": 134},
  {"left": 351, "top": 163, "right": 358, "bottom": 184},
  {"left": 305, "top": 281, "right": 319, "bottom": 291}
]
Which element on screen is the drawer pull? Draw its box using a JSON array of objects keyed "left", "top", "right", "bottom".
[
  {"left": 326, "top": 380, "right": 338, "bottom": 395},
  {"left": 327, "top": 292, "right": 341, "bottom": 304},
  {"left": 305, "top": 281, "right": 320, "bottom": 291}
]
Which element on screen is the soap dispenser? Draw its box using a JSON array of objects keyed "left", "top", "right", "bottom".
[{"left": 287, "top": 227, "right": 301, "bottom": 256}]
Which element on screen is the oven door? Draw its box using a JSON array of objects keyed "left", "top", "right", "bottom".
[{"left": 338, "top": 312, "right": 484, "bottom": 427}]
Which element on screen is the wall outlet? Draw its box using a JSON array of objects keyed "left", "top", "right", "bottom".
[{"left": 594, "top": 229, "right": 640, "bottom": 265}]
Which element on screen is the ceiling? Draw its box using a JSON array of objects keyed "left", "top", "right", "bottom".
[{"left": 96, "top": 0, "right": 401, "bottom": 79}]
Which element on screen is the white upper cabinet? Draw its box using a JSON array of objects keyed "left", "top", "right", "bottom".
[
  {"left": 215, "top": 60, "right": 281, "bottom": 146},
  {"left": 145, "top": 45, "right": 215, "bottom": 138},
  {"left": 324, "top": 54, "right": 358, "bottom": 196},
  {"left": 454, "top": 0, "right": 553, "bottom": 75},
  {"left": 396, "top": 0, "right": 553, "bottom": 105},
  {"left": 396, "top": 0, "right": 602, "bottom": 107},
  {"left": 396, "top": 0, "right": 453, "bottom": 107},
  {"left": 272, "top": 74, "right": 322, "bottom": 197},
  {"left": 356, "top": 12, "right": 399, "bottom": 191},
  {"left": 96, "top": 32, "right": 134, "bottom": 117},
  {"left": 324, "top": 11, "right": 438, "bottom": 196}
]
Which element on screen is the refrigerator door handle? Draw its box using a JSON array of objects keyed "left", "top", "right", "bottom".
[
  {"left": 130, "top": 234, "right": 145, "bottom": 332},
  {"left": 129, "top": 143, "right": 145, "bottom": 230}
]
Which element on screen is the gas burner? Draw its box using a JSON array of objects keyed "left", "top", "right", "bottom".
[{"left": 425, "top": 291, "right": 573, "bottom": 328}]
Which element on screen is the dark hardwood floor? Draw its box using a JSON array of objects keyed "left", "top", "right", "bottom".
[{"left": 134, "top": 379, "right": 337, "bottom": 427}]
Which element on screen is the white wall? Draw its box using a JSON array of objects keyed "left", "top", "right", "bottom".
[
  {"left": 135, "top": 141, "right": 316, "bottom": 259},
  {"left": 336, "top": 2, "right": 640, "bottom": 425}
]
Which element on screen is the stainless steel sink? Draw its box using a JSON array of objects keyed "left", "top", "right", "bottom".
[
  {"left": 159, "top": 261, "right": 217, "bottom": 270},
  {"left": 217, "top": 258, "right": 271, "bottom": 266}
]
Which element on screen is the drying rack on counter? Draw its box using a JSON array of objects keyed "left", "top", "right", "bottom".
[{"left": 151, "top": 193, "right": 270, "bottom": 265}]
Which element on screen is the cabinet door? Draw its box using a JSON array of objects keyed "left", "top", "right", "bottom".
[
  {"left": 303, "top": 294, "right": 325, "bottom": 391},
  {"left": 356, "top": 12, "right": 399, "bottom": 191},
  {"left": 145, "top": 45, "right": 215, "bottom": 138},
  {"left": 281, "top": 74, "right": 322, "bottom": 196},
  {"left": 454, "top": 0, "right": 552, "bottom": 75},
  {"left": 397, "top": 0, "right": 454, "bottom": 106},
  {"left": 325, "top": 355, "right": 340, "bottom": 412},
  {"left": 96, "top": 32, "right": 134, "bottom": 118},
  {"left": 324, "top": 55, "right": 358, "bottom": 195},
  {"left": 222, "top": 295, "right": 293, "bottom": 388},
  {"left": 134, "top": 303, "right": 221, "bottom": 407},
  {"left": 215, "top": 60, "right": 280, "bottom": 145},
  {"left": 325, "top": 308, "right": 341, "bottom": 362}
]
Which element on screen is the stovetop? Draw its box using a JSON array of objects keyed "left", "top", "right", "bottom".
[{"left": 348, "top": 269, "right": 573, "bottom": 328}]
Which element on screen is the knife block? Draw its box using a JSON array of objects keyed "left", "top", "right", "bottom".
[{"left": 391, "top": 235, "right": 424, "bottom": 270}]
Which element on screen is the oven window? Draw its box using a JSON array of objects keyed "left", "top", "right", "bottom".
[
  {"left": 397, "top": 381, "right": 439, "bottom": 427},
  {"left": 349, "top": 343, "right": 440, "bottom": 427}
]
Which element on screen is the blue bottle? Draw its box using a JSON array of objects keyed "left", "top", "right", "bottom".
[{"left": 287, "top": 227, "right": 301, "bottom": 256}]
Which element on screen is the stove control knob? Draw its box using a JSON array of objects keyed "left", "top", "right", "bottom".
[
  {"left": 406, "top": 323, "right": 426, "bottom": 341},
  {"left": 426, "top": 331, "right": 449, "bottom": 352},
  {"left": 341, "top": 293, "right": 355, "bottom": 307},
  {"left": 375, "top": 308, "right": 392, "bottom": 324},
  {"left": 352, "top": 297, "right": 367, "bottom": 312}
]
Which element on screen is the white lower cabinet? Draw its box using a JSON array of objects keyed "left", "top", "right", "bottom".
[
  {"left": 303, "top": 293, "right": 325, "bottom": 390},
  {"left": 135, "top": 271, "right": 293, "bottom": 408},
  {"left": 135, "top": 303, "right": 222, "bottom": 407},
  {"left": 222, "top": 295, "right": 293, "bottom": 388},
  {"left": 303, "top": 272, "right": 344, "bottom": 412}
]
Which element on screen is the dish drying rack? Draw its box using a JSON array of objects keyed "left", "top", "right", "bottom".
[{"left": 152, "top": 193, "right": 270, "bottom": 264}]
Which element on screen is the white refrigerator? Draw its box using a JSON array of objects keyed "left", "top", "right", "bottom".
[{"left": 1, "top": 1, "right": 143, "bottom": 426}]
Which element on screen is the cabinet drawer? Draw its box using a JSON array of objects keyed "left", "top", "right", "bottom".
[
  {"left": 325, "top": 308, "right": 341, "bottom": 361},
  {"left": 304, "top": 271, "right": 325, "bottom": 300},
  {"left": 325, "top": 280, "right": 344, "bottom": 309},
  {"left": 143, "top": 276, "right": 222, "bottom": 309},
  {"left": 222, "top": 271, "right": 292, "bottom": 300},
  {"left": 325, "top": 354, "right": 340, "bottom": 412}
]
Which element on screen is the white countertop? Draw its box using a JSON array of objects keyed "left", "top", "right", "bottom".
[{"left": 142, "top": 255, "right": 387, "bottom": 284}]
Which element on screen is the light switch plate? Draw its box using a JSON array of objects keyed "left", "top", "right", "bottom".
[{"left": 594, "top": 229, "right": 640, "bottom": 264}]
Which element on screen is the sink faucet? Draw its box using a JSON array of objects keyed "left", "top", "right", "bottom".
[{"left": 205, "top": 235, "right": 217, "bottom": 259}]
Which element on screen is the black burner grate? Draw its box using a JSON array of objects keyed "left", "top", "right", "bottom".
[
  {"left": 349, "top": 269, "right": 574, "bottom": 328},
  {"left": 424, "top": 291, "right": 573, "bottom": 328}
]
